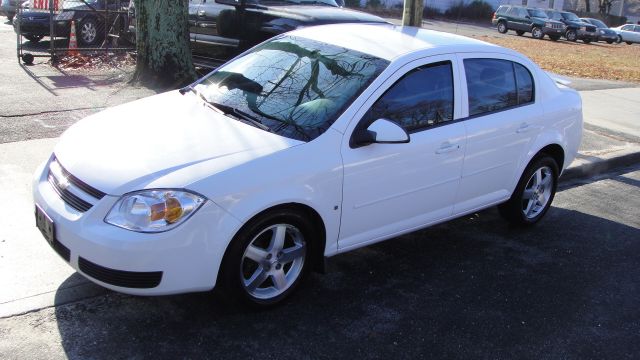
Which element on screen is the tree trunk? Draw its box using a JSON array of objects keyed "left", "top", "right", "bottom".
[
  {"left": 402, "top": 0, "right": 424, "bottom": 27},
  {"left": 585, "top": 0, "right": 591, "bottom": 13},
  {"left": 132, "top": 0, "right": 196, "bottom": 88}
]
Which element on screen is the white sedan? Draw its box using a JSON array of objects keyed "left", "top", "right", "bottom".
[
  {"left": 33, "top": 24, "right": 583, "bottom": 307},
  {"left": 612, "top": 23, "right": 640, "bottom": 44}
]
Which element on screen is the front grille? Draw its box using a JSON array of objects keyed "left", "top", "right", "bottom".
[
  {"left": 48, "top": 172, "right": 93, "bottom": 212},
  {"left": 47, "top": 157, "right": 106, "bottom": 213},
  {"left": 79, "top": 257, "right": 163, "bottom": 289},
  {"left": 551, "top": 23, "right": 563, "bottom": 29},
  {"left": 52, "top": 239, "right": 71, "bottom": 262}
]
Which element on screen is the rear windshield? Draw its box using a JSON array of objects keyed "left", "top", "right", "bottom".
[
  {"left": 589, "top": 19, "right": 608, "bottom": 28},
  {"left": 562, "top": 12, "right": 580, "bottom": 21}
]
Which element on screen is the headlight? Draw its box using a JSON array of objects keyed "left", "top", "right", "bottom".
[
  {"left": 545, "top": 22, "right": 551, "bottom": 27},
  {"left": 599, "top": 29, "right": 605, "bottom": 34},
  {"left": 105, "top": 189, "right": 206, "bottom": 232},
  {"left": 580, "top": 26, "right": 586, "bottom": 31}
]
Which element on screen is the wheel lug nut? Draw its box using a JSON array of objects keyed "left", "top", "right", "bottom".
[{"left": 276, "top": 264, "right": 282, "bottom": 270}]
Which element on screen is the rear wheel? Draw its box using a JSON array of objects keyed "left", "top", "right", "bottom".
[
  {"left": 531, "top": 26, "right": 544, "bottom": 39},
  {"left": 219, "top": 209, "right": 317, "bottom": 308},
  {"left": 626, "top": 41, "right": 633, "bottom": 45},
  {"left": 583, "top": 38, "right": 591, "bottom": 44},
  {"left": 606, "top": 39, "right": 614, "bottom": 44},
  {"left": 516, "top": 30, "right": 525, "bottom": 36},
  {"left": 78, "top": 17, "right": 102, "bottom": 46},
  {"left": 499, "top": 156, "right": 559, "bottom": 226},
  {"left": 497, "top": 21, "right": 508, "bottom": 34}
]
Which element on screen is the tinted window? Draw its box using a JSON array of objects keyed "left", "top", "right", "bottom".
[
  {"left": 362, "top": 62, "right": 454, "bottom": 133},
  {"left": 528, "top": 8, "right": 547, "bottom": 18},
  {"left": 514, "top": 63, "right": 534, "bottom": 104},
  {"left": 464, "top": 59, "right": 533, "bottom": 116},
  {"left": 496, "top": 6, "right": 508, "bottom": 14},
  {"left": 621, "top": 25, "right": 632, "bottom": 30}
]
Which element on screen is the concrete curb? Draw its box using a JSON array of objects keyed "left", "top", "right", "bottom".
[{"left": 560, "top": 151, "right": 640, "bottom": 182}]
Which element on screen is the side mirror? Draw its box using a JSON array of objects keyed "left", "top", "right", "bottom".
[{"left": 351, "top": 118, "right": 410, "bottom": 148}]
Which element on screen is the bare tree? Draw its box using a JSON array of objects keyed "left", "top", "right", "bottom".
[{"left": 132, "top": 0, "right": 196, "bottom": 88}]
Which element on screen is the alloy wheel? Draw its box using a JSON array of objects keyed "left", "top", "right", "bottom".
[
  {"left": 521, "top": 166, "right": 553, "bottom": 219},
  {"left": 240, "top": 223, "right": 306, "bottom": 300},
  {"left": 81, "top": 21, "right": 97, "bottom": 44}
]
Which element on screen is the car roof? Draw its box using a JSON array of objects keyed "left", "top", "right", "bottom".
[{"left": 290, "top": 23, "right": 502, "bottom": 61}]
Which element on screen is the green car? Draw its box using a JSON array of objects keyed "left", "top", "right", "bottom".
[{"left": 492, "top": 5, "right": 565, "bottom": 41}]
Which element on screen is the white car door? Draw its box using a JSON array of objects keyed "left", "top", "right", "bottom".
[
  {"left": 453, "top": 54, "right": 543, "bottom": 215},
  {"left": 338, "top": 55, "right": 466, "bottom": 251}
]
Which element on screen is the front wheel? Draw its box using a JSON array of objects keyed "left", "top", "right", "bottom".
[
  {"left": 626, "top": 41, "right": 633, "bottom": 45},
  {"left": 606, "top": 39, "right": 614, "bottom": 44},
  {"left": 583, "top": 38, "right": 591, "bottom": 44},
  {"left": 565, "top": 29, "right": 577, "bottom": 42},
  {"left": 531, "top": 26, "right": 544, "bottom": 39},
  {"left": 219, "top": 209, "right": 316, "bottom": 308},
  {"left": 498, "top": 156, "right": 559, "bottom": 226},
  {"left": 616, "top": 35, "right": 622, "bottom": 43}
]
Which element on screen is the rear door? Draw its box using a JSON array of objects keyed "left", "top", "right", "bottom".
[{"left": 453, "top": 54, "right": 542, "bottom": 215}]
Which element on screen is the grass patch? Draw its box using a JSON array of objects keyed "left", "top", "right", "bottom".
[{"left": 471, "top": 34, "right": 640, "bottom": 83}]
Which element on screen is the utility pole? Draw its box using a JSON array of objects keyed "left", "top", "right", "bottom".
[{"left": 402, "top": 0, "right": 424, "bottom": 26}]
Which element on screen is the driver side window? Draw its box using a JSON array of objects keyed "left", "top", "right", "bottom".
[{"left": 360, "top": 61, "right": 454, "bottom": 133}]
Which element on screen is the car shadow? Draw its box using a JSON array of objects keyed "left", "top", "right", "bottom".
[{"left": 49, "top": 165, "right": 640, "bottom": 359}]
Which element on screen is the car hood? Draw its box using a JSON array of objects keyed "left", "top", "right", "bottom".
[
  {"left": 54, "top": 91, "right": 303, "bottom": 195},
  {"left": 261, "top": 5, "right": 386, "bottom": 24}
]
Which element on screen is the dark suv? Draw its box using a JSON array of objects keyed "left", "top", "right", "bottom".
[
  {"left": 492, "top": 5, "right": 565, "bottom": 40},
  {"left": 544, "top": 9, "right": 597, "bottom": 43}
]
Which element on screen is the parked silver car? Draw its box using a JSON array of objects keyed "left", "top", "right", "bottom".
[{"left": 612, "top": 23, "right": 640, "bottom": 44}]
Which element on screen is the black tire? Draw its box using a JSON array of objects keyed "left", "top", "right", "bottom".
[
  {"left": 498, "top": 155, "right": 559, "bottom": 227},
  {"left": 516, "top": 30, "right": 525, "bottom": 36},
  {"left": 78, "top": 17, "right": 102, "bottom": 46},
  {"left": 21, "top": 53, "right": 34, "bottom": 65},
  {"left": 219, "top": 208, "right": 318, "bottom": 308},
  {"left": 583, "top": 38, "right": 591, "bottom": 44},
  {"left": 531, "top": 26, "right": 544, "bottom": 40},
  {"left": 626, "top": 41, "right": 633, "bottom": 45},
  {"left": 616, "top": 35, "right": 622, "bottom": 44},
  {"left": 549, "top": 35, "right": 560, "bottom": 41},
  {"left": 606, "top": 39, "right": 613, "bottom": 44},
  {"left": 497, "top": 21, "right": 508, "bottom": 34},
  {"left": 565, "top": 29, "right": 577, "bottom": 42},
  {"left": 24, "top": 34, "right": 43, "bottom": 43}
]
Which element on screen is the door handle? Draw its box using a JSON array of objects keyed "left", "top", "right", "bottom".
[
  {"left": 435, "top": 142, "right": 460, "bottom": 154},
  {"left": 516, "top": 123, "right": 532, "bottom": 133}
]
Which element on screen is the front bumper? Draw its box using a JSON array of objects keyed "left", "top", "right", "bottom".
[
  {"left": 597, "top": 33, "right": 618, "bottom": 42},
  {"left": 13, "top": 15, "right": 70, "bottom": 37},
  {"left": 542, "top": 27, "right": 564, "bottom": 36},
  {"left": 32, "top": 155, "right": 241, "bottom": 296},
  {"left": 577, "top": 29, "right": 598, "bottom": 41}
]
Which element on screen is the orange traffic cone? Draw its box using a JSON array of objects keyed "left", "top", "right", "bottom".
[{"left": 68, "top": 20, "right": 78, "bottom": 56}]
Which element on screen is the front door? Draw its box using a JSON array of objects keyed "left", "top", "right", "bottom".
[{"left": 339, "top": 56, "right": 466, "bottom": 251}]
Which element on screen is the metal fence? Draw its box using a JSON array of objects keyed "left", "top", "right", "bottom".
[{"left": 16, "top": 0, "right": 135, "bottom": 64}]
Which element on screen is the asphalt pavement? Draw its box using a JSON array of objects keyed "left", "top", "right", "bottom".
[{"left": 0, "top": 16, "right": 639, "bottom": 360}]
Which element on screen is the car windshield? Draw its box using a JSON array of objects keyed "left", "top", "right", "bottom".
[
  {"left": 194, "top": 36, "right": 388, "bottom": 142},
  {"left": 588, "top": 19, "right": 608, "bottom": 28},
  {"left": 545, "top": 11, "right": 561, "bottom": 20},
  {"left": 528, "top": 9, "right": 548, "bottom": 18},
  {"left": 562, "top": 12, "right": 580, "bottom": 21}
]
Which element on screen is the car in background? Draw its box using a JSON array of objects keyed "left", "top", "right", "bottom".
[
  {"left": 33, "top": 24, "right": 583, "bottom": 307},
  {"left": 545, "top": 9, "right": 597, "bottom": 43},
  {"left": 492, "top": 5, "right": 565, "bottom": 40},
  {"left": 13, "top": 0, "right": 129, "bottom": 45},
  {"left": 580, "top": 17, "right": 618, "bottom": 43},
  {"left": 127, "top": 0, "right": 388, "bottom": 66},
  {"left": 611, "top": 23, "right": 640, "bottom": 44},
  {"left": 0, "top": 0, "right": 19, "bottom": 21}
]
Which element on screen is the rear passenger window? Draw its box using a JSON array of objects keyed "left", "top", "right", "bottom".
[
  {"left": 464, "top": 58, "right": 534, "bottom": 117},
  {"left": 362, "top": 61, "right": 454, "bottom": 132}
]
